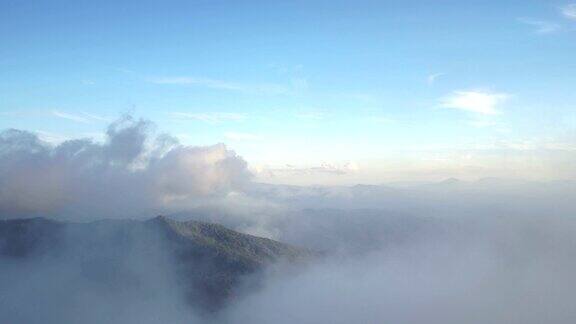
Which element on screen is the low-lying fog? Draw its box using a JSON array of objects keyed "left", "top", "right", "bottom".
[{"left": 1, "top": 117, "right": 575, "bottom": 323}]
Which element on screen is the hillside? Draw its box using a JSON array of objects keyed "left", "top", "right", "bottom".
[{"left": 0, "top": 216, "right": 314, "bottom": 313}]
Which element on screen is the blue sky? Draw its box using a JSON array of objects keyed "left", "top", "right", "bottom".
[{"left": 1, "top": 0, "right": 575, "bottom": 184}]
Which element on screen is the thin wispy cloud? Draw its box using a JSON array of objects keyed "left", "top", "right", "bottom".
[
  {"left": 518, "top": 18, "right": 561, "bottom": 34},
  {"left": 150, "top": 76, "right": 292, "bottom": 95},
  {"left": 561, "top": 4, "right": 576, "bottom": 20},
  {"left": 52, "top": 111, "right": 109, "bottom": 124},
  {"left": 31, "top": 130, "right": 104, "bottom": 145},
  {"left": 261, "top": 161, "right": 360, "bottom": 177},
  {"left": 80, "top": 112, "right": 110, "bottom": 122},
  {"left": 170, "top": 112, "right": 246, "bottom": 123},
  {"left": 440, "top": 90, "right": 509, "bottom": 115},
  {"left": 427, "top": 73, "right": 445, "bottom": 85},
  {"left": 52, "top": 111, "right": 91, "bottom": 123}
]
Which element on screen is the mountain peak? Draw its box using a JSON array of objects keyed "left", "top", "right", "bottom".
[{"left": 0, "top": 216, "right": 314, "bottom": 312}]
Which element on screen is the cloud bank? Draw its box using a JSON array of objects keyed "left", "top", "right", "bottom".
[{"left": 0, "top": 116, "right": 251, "bottom": 220}]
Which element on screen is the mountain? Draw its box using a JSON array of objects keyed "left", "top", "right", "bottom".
[{"left": 0, "top": 216, "right": 315, "bottom": 313}]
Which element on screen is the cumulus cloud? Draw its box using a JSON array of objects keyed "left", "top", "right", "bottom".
[
  {"left": 440, "top": 90, "right": 509, "bottom": 115},
  {"left": 0, "top": 116, "right": 252, "bottom": 219}
]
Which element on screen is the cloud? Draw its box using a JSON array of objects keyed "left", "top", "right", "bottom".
[
  {"left": 224, "top": 132, "right": 262, "bottom": 141},
  {"left": 260, "top": 161, "right": 360, "bottom": 177},
  {"left": 0, "top": 220, "right": 202, "bottom": 324},
  {"left": 80, "top": 112, "right": 110, "bottom": 122},
  {"left": 208, "top": 179, "right": 576, "bottom": 324},
  {"left": 52, "top": 111, "right": 109, "bottom": 124},
  {"left": 518, "top": 18, "right": 561, "bottom": 34},
  {"left": 223, "top": 215, "right": 576, "bottom": 324},
  {"left": 150, "top": 76, "right": 292, "bottom": 95},
  {"left": 561, "top": 4, "right": 576, "bottom": 20},
  {"left": 3, "top": 116, "right": 576, "bottom": 323},
  {"left": 427, "top": 73, "right": 445, "bottom": 85},
  {"left": 52, "top": 111, "right": 92, "bottom": 123},
  {"left": 33, "top": 130, "right": 71, "bottom": 144},
  {"left": 440, "top": 90, "right": 509, "bottom": 115},
  {"left": 0, "top": 116, "right": 252, "bottom": 219}
]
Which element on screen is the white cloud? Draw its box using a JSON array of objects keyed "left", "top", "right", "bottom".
[
  {"left": 261, "top": 161, "right": 360, "bottom": 177},
  {"left": 561, "top": 4, "right": 576, "bottom": 20},
  {"left": 80, "top": 112, "right": 110, "bottom": 122},
  {"left": 0, "top": 117, "right": 252, "bottom": 218},
  {"left": 518, "top": 18, "right": 561, "bottom": 34},
  {"left": 427, "top": 73, "right": 445, "bottom": 85},
  {"left": 52, "top": 111, "right": 91, "bottom": 123},
  {"left": 169, "top": 112, "right": 246, "bottom": 123},
  {"left": 52, "top": 111, "right": 109, "bottom": 124},
  {"left": 224, "top": 132, "right": 262, "bottom": 141},
  {"left": 440, "top": 90, "right": 509, "bottom": 115},
  {"left": 34, "top": 130, "right": 70, "bottom": 144}
]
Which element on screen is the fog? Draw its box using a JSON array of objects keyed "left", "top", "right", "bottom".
[
  {"left": 220, "top": 214, "right": 576, "bottom": 324},
  {"left": 0, "top": 219, "right": 202, "bottom": 324},
  {"left": 1, "top": 118, "right": 576, "bottom": 323}
]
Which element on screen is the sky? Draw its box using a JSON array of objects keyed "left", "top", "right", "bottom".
[{"left": 1, "top": 0, "right": 575, "bottom": 185}]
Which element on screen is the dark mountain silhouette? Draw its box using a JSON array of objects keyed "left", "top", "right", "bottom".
[{"left": 0, "top": 216, "right": 315, "bottom": 313}]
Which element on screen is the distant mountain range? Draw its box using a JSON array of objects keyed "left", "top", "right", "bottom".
[{"left": 0, "top": 216, "right": 315, "bottom": 313}]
